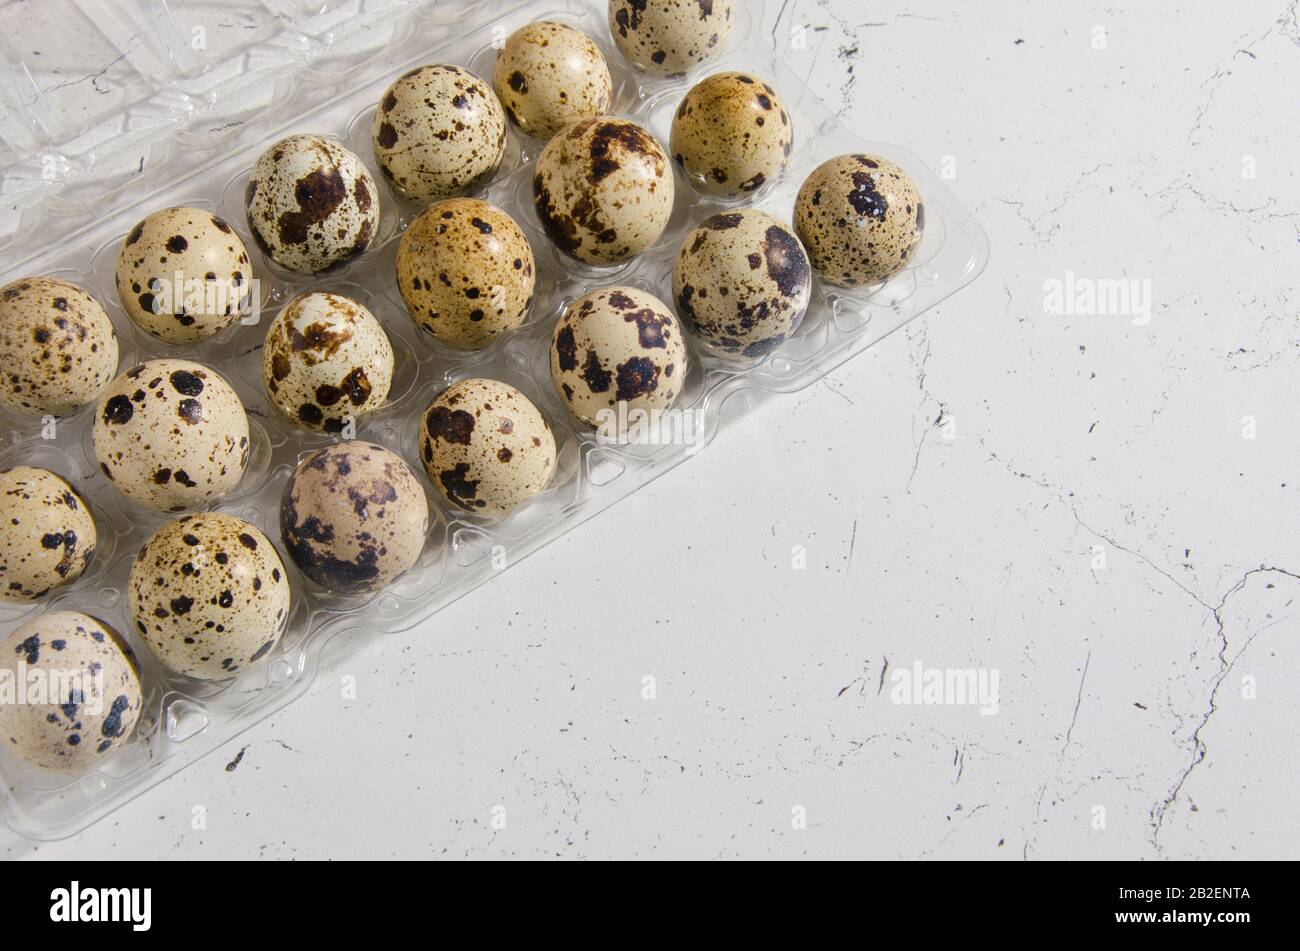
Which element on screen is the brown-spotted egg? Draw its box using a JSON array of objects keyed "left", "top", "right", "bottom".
[
  {"left": 280, "top": 441, "right": 428, "bottom": 595},
  {"left": 245, "top": 134, "right": 380, "bottom": 274},
  {"left": 608, "top": 0, "right": 735, "bottom": 77},
  {"left": 0, "top": 467, "right": 96, "bottom": 603},
  {"left": 673, "top": 209, "right": 811, "bottom": 359},
  {"left": 129, "top": 513, "right": 290, "bottom": 681},
  {"left": 533, "top": 117, "right": 674, "bottom": 265},
  {"left": 115, "top": 207, "right": 252, "bottom": 343},
  {"left": 373, "top": 65, "right": 506, "bottom": 203},
  {"left": 671, "top": 71, "right": 793, "bottom": 198},
  {"left": 396, "top": 198, "right": 536, "bottom": 350},
  {"left": 262, "top": 292, "right": 393, "bottom": 433},
  {"left": 551, "top": 286, "right": 688, "bottom": 427},
  {"left": 794, "top": 154, "right": 925, "bottom": 288},
  {"left": 0, "top": 611, "right": 142, "bottom": 772},
  {"left": 493, "top": 22, "right": 613, "bottom": 140},
  {"left": 0, "top": 277, "right": 118, "bottom": 418},
  {"left": 419, "top": 379, "right": 556, "bottom": 518},
  {"left": 92, "top": 359, "right": 250, "bottom": 512}
]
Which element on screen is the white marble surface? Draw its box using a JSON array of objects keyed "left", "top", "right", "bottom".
[{"left": 5, "top": 0, "right": 1299, "bottom": 860}]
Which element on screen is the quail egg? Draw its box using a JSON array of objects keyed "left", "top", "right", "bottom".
[
  {"left": 245, "top": 134, "right": 380, "bottom": 274},
  {"left": 129, "top": 513, "right": 290, "bottom": 681},
  {"left": 671, "top": 71, "right": 793, "bottom": 198},
  {"left": 0, "top": 467, "right": 97, "bottom": 603},
  {"left": 280, "top": 441, "right": 428, "bottom": 595},
  {"left": 673, "top": 209, "right": 811, "bottom": 359},
  {"left": 533, "top": 117, "right": 674, "bottom": 265},
  {"left": 115, "top": 207, "right": 253, "bottom": 344},
  {"left": 373, "top": 64, "right": 506, "bottom": 204},
  {"left": 608, "top": 0, "right": 735, "bottom": 77},
  {"left": 262, "top": 292, "right": 393, "bottom": 433},
  {"left": 551, "top": 286, "right": 688, "bottom": 427},
  {"left": 794, "top": 154, "right": 925, "bottom": 288},
  {"left": 92, "top": 359, "right": 250, "bottom": 512},
  {"left": 0, "top": 611, "right": 142, "bottom": 772},
  {"left": 419, "top": 379, "right": 556, "bottom": 518},
  {"left": 0, "top": 277, "right": 118, "bottom": 418},
  {"left": 397, "top": 198, "right": 536, "bottom": 350},
  {"left": 493, "top": 22, "right": 613, "bottom": 140}
]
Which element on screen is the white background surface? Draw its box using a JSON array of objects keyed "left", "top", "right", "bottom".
[{"left": 5, "top": 0, "right": 1299, "bottom": 860}]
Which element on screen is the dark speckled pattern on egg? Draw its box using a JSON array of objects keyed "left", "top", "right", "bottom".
[
  {"left": 671, "top": 71, "right": 793, "bottom": 198},
  {"left": 280, "top": 441, "right": 428, "bottom": 595},
  {"left": 115, "top": 206, "right": 252, "bottom": 344},
  {"left": 0, "top": 466, "right": 97, "bottom": 603},
  {"left": 0, "top": 611, "right": 142, "bottom": 772},
  {"left": 794, "top": 153, "right": 925, "bottom": 289},
  {"left": 419, "top": 379, "right": 556, "bottom": 518},
  {"left": 129, "top": 513, "right": 290, "bottom": 681},
  {"left": 244, "top": 134, "right": 380, "bottom": 275},
  {"left": 608, "top": 0, "right": 735, "bottom": 77},
  {"left": 492, "top": 21, "right": 613, "bottom": 141},
  {"left": 532, "top": 117, "right": 674, "bottom": 265},
  {"left": 0, "top": 276, "right": 119, "bottom": 418},
  {"left": 372, "top": 64, "right": 506, "bottom": 204},
  {"left": 396, "top": 198, "right": 536, "bottom": 350},
  {"left": 673, "top": 208, "right": 811, "bottom": 359},
  {"left": 91, "top": 358, "right": 250, "bottom": 512},
  {"left": 262, "top": 291, "right": 393, "bottom": 432},
  {"left": 550, "top": 286, "right": 688, "bottom": 427}
]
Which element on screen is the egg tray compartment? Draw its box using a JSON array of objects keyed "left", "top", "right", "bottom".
[{"left": 0, "top": 0, "right": 989, "bottom": 840}]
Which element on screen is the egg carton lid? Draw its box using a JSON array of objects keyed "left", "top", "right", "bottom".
[{"left": 0, "top": 0, "right": 497, "bottom": 255}]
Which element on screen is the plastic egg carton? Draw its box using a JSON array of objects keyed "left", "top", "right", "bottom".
[{"left": 0, "top": 0, "right": 988, "bottom": 839}]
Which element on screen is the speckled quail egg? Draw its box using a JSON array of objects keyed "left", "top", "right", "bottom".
[
  {"left": 419, "top": 379, "right": 556, "bottom": 518},
  {"left": 129, "top": 513, "right": 290, "bottom": 681},
  {"left": 0, "top": 277, "right": 118, "bottom": 418},
  {"left": 673, "top": 209, "right": 811, "bottom": 359},
  {"left": 245, "top": 134, "right": 380, "bottom": 274},
  {"left": 0, "top": 611, "right": 142, "bottom": 772},
  {"left": 115, "top": 206, "right": 252, "bottom": 344},
  {"left": 373, "top": 64, "right": 506, "bottom": 204},
  {"left": 280, "top": 441, "right": 428, "bottom": 595},
  {"left": 671, "top": 71, "right": 793, "bottom": 198},
  {"left": 608, "top": 0, "right": 735, "bottom": 77},
  {"left": 493, "top": 22, "right": 613, "bottom": 141},
  {"left": 794, "top": 154, "right": 925, "bottom": 288},
  {"left": 533, "top": 117, "right": 674, "bottom": 265},
  {"left": 0, "top": 467, "right": 96, "bottom": 603},
  {"left": 397, "top": 199, "right": 536, "bottom": 350},
  {"left": 92, "top": 359, "right": 250, "bottom": 512},
  {"left": 551, "top": 286, "right": 688, "bottom": 427},
  {"left": 262, "top": 292, "right": 393, "bottom": 433}
]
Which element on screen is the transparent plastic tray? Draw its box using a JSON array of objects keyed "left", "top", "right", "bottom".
[{"left": 0, "top": 0, "right": 988, "bottom": 839}]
